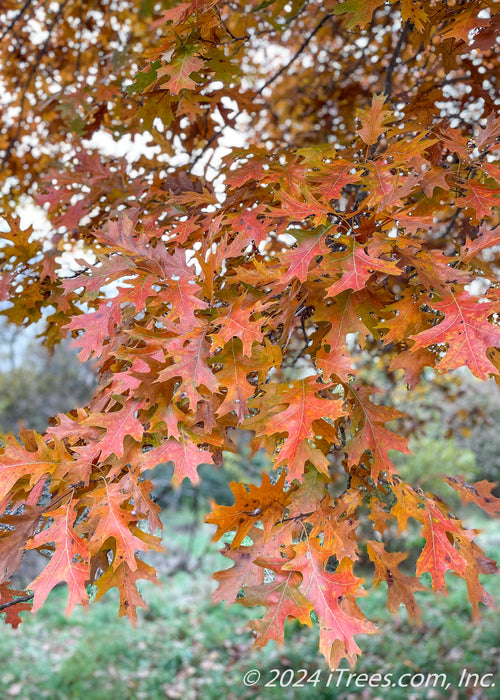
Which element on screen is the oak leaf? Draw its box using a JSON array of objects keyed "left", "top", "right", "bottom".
[
  {"left": 409, "top": 290, "right": 500, "bottom": 379},
  {"left": 367, "top": 541, "right": 425, "bottom": 622},
  {"left": 284, "top": 540, "right": 377, "bottom": 668},
  {"left": 26, "top": 504, "right": 90, "bottom": 615},
  {"left": 157, "top": 54, "right": 204, "bottom": 94}
]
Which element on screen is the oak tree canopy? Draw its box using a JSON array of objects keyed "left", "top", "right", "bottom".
[{"left": 0, "top": 0, "right": 499, "bottom": 668}]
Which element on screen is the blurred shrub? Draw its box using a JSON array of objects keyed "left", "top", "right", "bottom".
[{"left": 392, "top": 436, "right": 479, "bottom": 509}]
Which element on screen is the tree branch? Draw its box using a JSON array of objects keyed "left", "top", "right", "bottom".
[
  {"left": 383, "top": 21, "right": 411, "bottom": 100},
  {"left": 0, "top": 593, "right": 34, "bottom": 612},
  {"left": 1, "top": 0, "right": 71, "bottom": 171},
  {"left": 438, "top": 206, "right": 462, "bottom": 239},
  {"left": 254, "top": 13, "right": 332, "bottom": 97},
  {"left": 0, "top": 0, "right": 36, "bottom": 44},
  {"left": 189, "top": 11, "right": 333, "bottom": 174},
  {"left": 187, "top": 131, "right": 220, "bottom": 174}
]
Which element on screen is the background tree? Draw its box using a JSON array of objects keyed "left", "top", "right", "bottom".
[
  {"left": 0, "top": 325, "right": 96, "bottom": 435},
  {"left": 0, "top": 0, "right": 499, "bottom": 668}
]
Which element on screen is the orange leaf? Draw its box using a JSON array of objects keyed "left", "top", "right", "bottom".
[
  {"left": 356, "top": 94, "right": 392, "bottom": 146},
  {"left": 205, "top": 471, "right": 290, "bottom": 549},
  {"left": 367, "top": 540, "right": 425, "bottom": 622},
  {"left": 444, "top": 477, "right": 500, "bottom": 516}
]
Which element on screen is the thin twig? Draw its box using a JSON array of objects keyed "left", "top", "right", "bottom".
[
  {"left": 0, "top": 594, "right": 34, "bottom": 612},
  {"left": 383, "top": 21, "right": 411, "bottom": 99},
  {"left": 293, "top": 315, "right": 311, "bottom": 362},
  {"left": 215, "top": 6, "right": 248, "bottom": 43},
  {"left": 438, "top": 207, "right": 462, "bottom": 239},
  {"left": 189, "top": 10, "right": 332, "bottom": 174},
  {"left": 74, "top": 0, "right": 84, "bottom": 76},
  {"left": 285, "top": 0, "right": 310, "bottom": 26},
  {"left": 191, "top": 11, "right": 333, "bottom": 174},
  {"left": 0, "top": 0, "right": 36, "bottom": 43},
  {"left": 187, "top": 131, "right": 219, "bottom": 174},
  {"left": 254, "top": 13, "right": 332, "bottom": 97}
]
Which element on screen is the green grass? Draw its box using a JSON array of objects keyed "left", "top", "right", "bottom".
[{"left": 1, "top": 511, "right": 499, "bottom": 700}]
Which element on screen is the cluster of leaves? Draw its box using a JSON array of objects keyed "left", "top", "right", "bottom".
[{"left": 1, "top": 0, "right": 500, "bottom": 668}]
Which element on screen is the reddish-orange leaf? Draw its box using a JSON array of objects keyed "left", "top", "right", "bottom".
[
  {"left": 248, "top": 377, "right": 345, "bottom": 481},
  {"left": 409, "top": 290, "right": 500, "bottom": 379},
  {"left": 84, "top": 482, "right": 149, "bottom": 569},
  {"left": 267, "top": 189, "right": 330, "bottom": 224},
  {"left": 214, "top": 340, "right": 280, "bottom": 423},
  {"left": 212, "top": 532, "right": 267, "bottom": 604},
  {"left": 461, "top": 222, "right": 500, "bottom": 261},
  {"left": 389, "top": 347, "right": 436, "bottom": 389},
  {"left": 457, "top": 180, "right": 500, "bottom": 222},
  {"left": 64, "top": 301, "right": 122, "bottom": 361},
  {"left": 211, "top": 297, "right": 264, "bottom": 357},
  {"left": 138, "top": 436, "right": 214, "bottom": 487},
  {"left": 346, "top": 385, "right": 410, "bottom": 482},
  {"left": 278, "top": 230, "right": 326, "bottom": 285},
  {"left": 444, "top": 477, "right": 500, "bottom": 516},
  {"left": 241, "top": 561, "right": 313, "bottom": 646},
  {"left": 476, "top": 112, "right": 500, "bottom": 150},
  {"left": 415, "top": 507, "right": 469, "bottom": 592},
  {"left": 284, "top": 540, "right": 377, "bottom": 668},
  {"left": 326, "top": 246, "right": 399, "bottom": 297},
  {"left": 82, "top": 400, "right": 144, "bottom": 459},
  {"left": 317, "top": 291, "right": 368, "bottom": 381},
  {"left": 157, "top": 329, "right": 221, "bottom": 407},
  {"left": 0, "top": 584, "right": 33, "bottom": 628},
  {"left": 26, "top": 504, "right": 90, "bottom": 615}
]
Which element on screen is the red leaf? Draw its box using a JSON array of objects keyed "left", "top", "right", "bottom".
[
  {"left": 410, "top": 290, "right": 500, "bottom": 379},
  {"left": 346, "top": 385, "right": 410, "bottom": 482},
  {"left": 457, "top": 180, "right": 500, "bottom": 222},
  {"left": 0, "top": 584, "right": 32, "bottom": 628},
  {"left": 283, "top": 540, "right": 377, "bottom": 668},
  {"left": 326, "top": 246, "right": 399, "bottom": 297},
  {"left": 247, "top": 377, "right": 345, "bottom": 481},
  {"left": 241, "top": 562, "right": 313, "bottom": 646},
  {"left": 211, "top": 297, "right": 264, "bottom": 356},
  {"left": 145, "top": 436, "right": 214, "bottom": 487},
  {"left": 26, "top": 504, "right": 90, "bottom": 614},
  {"left": 82, "top": 400, "right": 144, "bottom": 459},
  {"left": 83, "top": 482, "right": 152, "bottom": 569},
  {"left": 157, "top": 329, "right": 221, "bottom": 407},
  {"left": 416, "top": 507, "right": 469, "bottom": 592}
]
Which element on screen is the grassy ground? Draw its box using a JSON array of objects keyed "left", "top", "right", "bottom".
[{"left": 1, "top": 510, "right": 499, "bottom": 700}]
